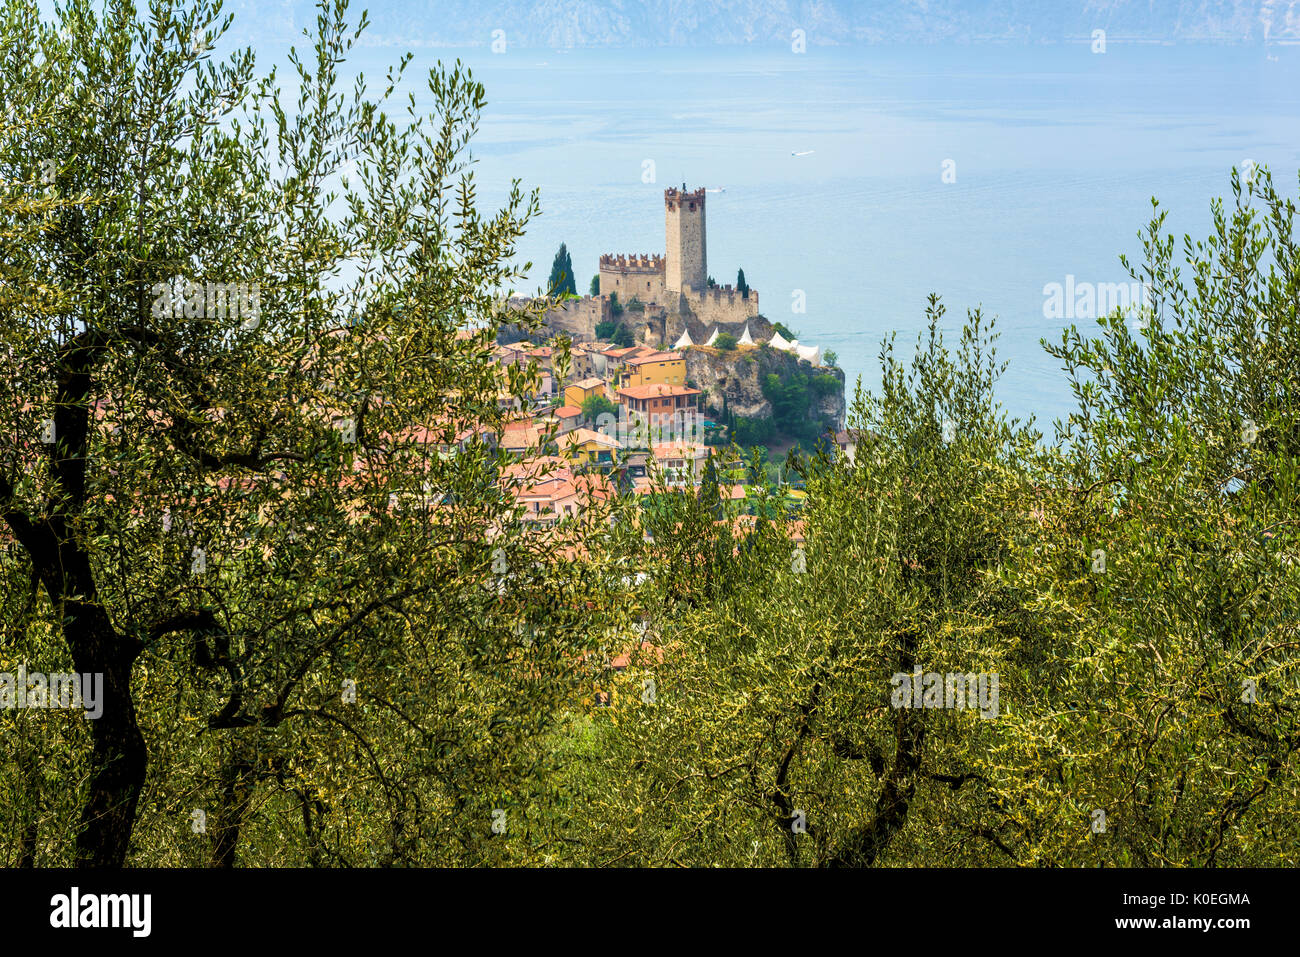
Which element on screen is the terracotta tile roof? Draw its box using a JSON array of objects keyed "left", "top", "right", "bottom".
[
  {"left": 611, "top": 640, "right": 664, "bottom": 670},
  {"left": 499, "top": 424, "right": 547, "bottom": 449},
  {"left": 617, "top": 384, "right": 701, "bottom": 401},
  {"left": 625, "top": 351, "right": 680, "bottom": 366},
  {"left": 559, "top": 428, "right": 622, "bottom": 450},
  {"left": 500, "top": 456, "right": 570, "bottom": 483}
]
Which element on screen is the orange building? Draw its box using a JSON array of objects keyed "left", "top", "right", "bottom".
[{"left": 620, "top": 351, "right": 685, "bottom": 389}]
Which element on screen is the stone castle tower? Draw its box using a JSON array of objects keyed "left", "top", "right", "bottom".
[
  {"left": 592, "top": 183, "right": 759, "bottom": 345},
  {"left": 664, "top": 185, "right": 706, "bottom": 296}
]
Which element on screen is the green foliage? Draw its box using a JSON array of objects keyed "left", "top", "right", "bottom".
[
  {"left": 0, "top": 0, "right": 625, "bottom": 868},
  {"left": 611, "top": 322, "right": 635, "bottom": 348},
  {"left": 737, "top": 268, "right": 749, "bottom": 297},
  {"left": 5, "top": 0, "right": 1298, "bottom": 869},
  {"left": 548, "top": 242, "right": 577, "bottom": 297},
  {"left": 995, "top": 167, "right": 1300, "bottom": 865},
  {"left": 589, "top": 274, "right": 600, "bottom": 296},
  {"left": 732, "top": 415, "right": 775, "bottom": 447},
  {"left": 714, "top": 332, "right": 738, "bottom": 351},
  {"left": 554, "top": 297, "right": 1040, "bottom": 865},
  {"left": 823, "top": 349, "right": 838, "bottom": 367},
  {"left": 758, "top": 369, "right": 840, "bottom": 443},
  {"left": 580, "top": 393, "right": 617, "bottom": 422},
  {"left": 594, "top": 311, "right": 634, "bottom": 347},
  {"left": 698, "top": 452, "right": 724, "bottom": 520}
]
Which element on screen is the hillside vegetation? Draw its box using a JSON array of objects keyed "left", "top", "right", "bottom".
[{"left": 1, "top": 0, "right": 1297, "bottom": 867}]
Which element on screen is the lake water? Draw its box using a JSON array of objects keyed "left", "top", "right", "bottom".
[{"left": 317, "top": 42, "right": 1300, "bottom": 430}]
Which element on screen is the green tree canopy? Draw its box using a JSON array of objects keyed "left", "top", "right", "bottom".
[
  {"left": 547, "top": 242, "right": 576, "bottom": 298},
  {"left": 0, "top": 0, "right": 625, "bottom": 868},
  {"left": 580, "top": 393, "right": 617, "bottom": 422}
]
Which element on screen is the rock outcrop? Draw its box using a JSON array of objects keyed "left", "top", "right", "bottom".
[
  {"left": 497, "top": 297, "right": 846, "bottom": 442},
  {"left": 683, "top": 344, "right": 845, "bottom": 438}
]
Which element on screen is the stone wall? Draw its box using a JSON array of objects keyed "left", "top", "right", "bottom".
[
  {"left": 497, "top": 295, "right": 610, "bottom": 345},
  {"left": 599, "top": 254, "right": 665, "bottom": 306},
  {"left": 539, "top": 296, "right": 610, "bottom": 342},
  {"left": 685, "top": 284, "right": 759, "bottom": 327},
  {"left": 664, "top": 187, "right": 706, "bottom": 295},
  {"left": 624, "top": 303, "right": 668, "bottom": 347}
]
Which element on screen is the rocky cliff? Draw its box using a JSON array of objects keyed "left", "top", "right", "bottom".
[
  {"left": 497, "top": 301, "right": 847, "bottom": 441},
  {"left": 684, "top": 344, "right": 845, "bottom": 440}
]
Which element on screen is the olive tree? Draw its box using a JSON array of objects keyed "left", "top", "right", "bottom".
[{"left": 0, "top": 0, "right": 615, "bottom": 867}]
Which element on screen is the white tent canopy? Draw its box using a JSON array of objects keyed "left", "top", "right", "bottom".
[
  {"left": 673, "top": 327, "right": 694, "bottom": 349},
  {"left": 795, "top": 343, "right": 822, "bottom": 366},
  {"left": 737, "top": 324, "right": 755, "bottom": 346},
  {"left": 705, "top": 327, "right": 718, "bottom": 346},
  {"left": 768, "top": 330, "right": 792, "bottom": 351}
]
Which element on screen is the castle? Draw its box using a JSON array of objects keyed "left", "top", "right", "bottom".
[
  {"left": 517, "top": 186, "right": 768, "bottom": 349},
  {"left": 599, "top": 186, "right": 760, "bottom": 338}
]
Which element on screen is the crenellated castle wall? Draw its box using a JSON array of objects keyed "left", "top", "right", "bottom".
[
  {"left": 684, "top": 284, "right": 759, "bottom": 327},
  {"left": 528, "top": 187, "right": 764, "bottom": 349},
  {"left": 599, "top": 253, "right": 666, "bottom": 306}
]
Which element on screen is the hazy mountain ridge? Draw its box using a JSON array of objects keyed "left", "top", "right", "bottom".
[{"left": 343, "top": 1, "right": 1300, "bottom": 48}]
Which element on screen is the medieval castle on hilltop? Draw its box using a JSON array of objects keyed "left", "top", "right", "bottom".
[
  {"left": 522, "top": 185, "right": 771, "bottom": 348},
  {"left": 599, "top": 186, "right": 758, "bottom": 329}
]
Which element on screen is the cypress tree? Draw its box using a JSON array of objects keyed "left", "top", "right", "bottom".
[{"left": 548, "top": 243, "right": 577, "bottom": 297}]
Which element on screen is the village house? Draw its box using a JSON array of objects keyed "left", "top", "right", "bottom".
[
  {"left": 558, "top": 427, "right": 623, "bottom": 470},
  {"left": 498, "top": 420, "right": 549, "bottom": 456},
  {"left": 570, "top": 342, "right": 610, "bottom": 381},
  {"left": 650, "top": 441, "right": 708, "bottom": 486},
  {"left": 564, "top": 376, "right": 608, "bottom": 411},
  {"left": 599, "top": 344, "right": 657, "bottom": 379},
  {"left": 833, "top": 427, "right": 872, "bottom": 465},
  {"left": 511, "top": 467, "right": 616, "bottom": 527},
  {"left": 619, "top": 350, "right": 686, "bottom": 390},
  {"left": 616, "top": 383, "right": 701, "bottom": 431},
  {"left": 553, "top": 405, "right": 583, "bottom": 434}
]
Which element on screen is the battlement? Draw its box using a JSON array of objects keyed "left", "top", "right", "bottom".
[
  {"left": 696, "top": 284, "right": 753, "bottom": 301},
  {"left": 600, "top": 253, "right": 665, "bottom": 274},
  {"left": 664, "top": 186, "right": 706, "bottom": 211},
  {"left": 684, "top": 282, "right": 759, "bottom": 326}
]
